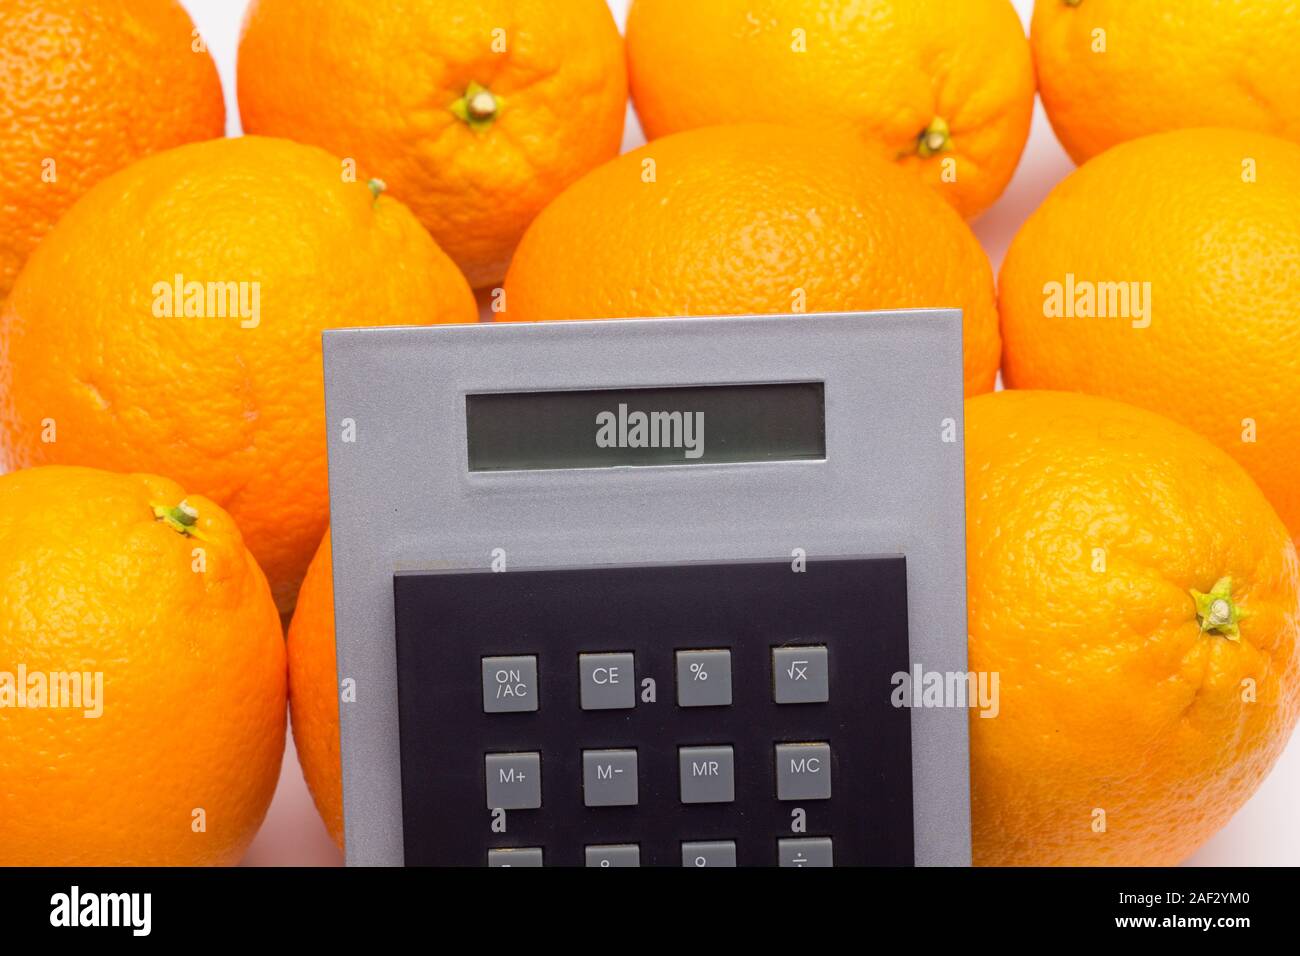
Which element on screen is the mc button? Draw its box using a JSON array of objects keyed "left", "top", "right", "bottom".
[{"left": 775, "top": 742, "right": 832, "bottom": 801}]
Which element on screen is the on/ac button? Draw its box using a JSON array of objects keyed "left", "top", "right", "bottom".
[{"left": 481, "top": 655, "right": 538, "bottom": 713}]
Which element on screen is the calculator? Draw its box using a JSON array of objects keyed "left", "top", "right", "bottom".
[{"left": 323, "top": 310, "right": 971, "bottom": 866}]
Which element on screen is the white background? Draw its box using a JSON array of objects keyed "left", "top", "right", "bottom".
[{"left": 177, "top": 0, "right": 1299, "bottom": 865}]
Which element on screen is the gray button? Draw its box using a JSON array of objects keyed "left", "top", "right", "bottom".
[
  {"left": 481, "top": 655, "right": 538, "bottom": 712},
  {"left": 579, "top": 652, "right": 636, "bottom": 710},
  {"left": 488, "top": 847, "right": 544, "bottom": 867},
  {"left": 682, "top": 841, "right": 737, "bottom": 867},
  {"left": 779, "top": 838, "right": 833, "bottom": 867},
  {"left": 676, "top": 649, "right": 732, "bottom": 707},
  {"left": 679, "top": 745, "right": 735, "bottom": 804},
  {"left": 775, "top": 742, "right": 831, "bottom": 800},
  {"left": 585, "top": 844, "right": 641, "bottom": 867},
  {"left": 773, "top": 646, "right": 829, "bottom": 704},
  {"left": 484, "top": 752, "right": 542, "bottom": 809},
  {"left": 582, "top": 749, "right": 639, "bottom": 807}
]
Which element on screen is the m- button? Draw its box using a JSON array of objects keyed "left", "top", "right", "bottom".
[
  {"left": 582, "top": 749, "right": 639, "bottom": 807},
  {"left": 775, "top": 742, "right": 832, "bottom": 801}
]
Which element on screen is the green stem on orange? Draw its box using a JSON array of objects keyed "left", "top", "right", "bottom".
[
  {"left": 367, "top": 177, "right": 387, "bottom": 204},
  {"left": 1190, "top": 576, "right": 1243, "bottom": 641},
  {"left": 1064, "top": 0, "right": 1083, "bottom": 7},
  {"left": 451, "top": 82, "right": 504, "bottom": 131},
  {"left": 153, "top": 499, "right": 199, "bottom": 536},
  {"left": 915, "top": 116, "right": 952, "bottom": 158}
]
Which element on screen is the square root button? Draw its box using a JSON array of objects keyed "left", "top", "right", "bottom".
[
  {"left": 773, "top": 646, "right": 829, "bottom": 704},
  {"left": 775, "top": 742, "right": 832, "bottom": 801},
  {"left": 481, "top": 655, "right": 538, "bottom": 713}
]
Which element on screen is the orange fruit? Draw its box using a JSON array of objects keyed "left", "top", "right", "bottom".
[
  {"left": 626, "top": 0, "right": 1035, "bottom": 219},
  {"left": 0, "top": 465, "right": 286, "bottom": 865},
  {"left": 1032, "top": 0, "right": 1300, "bottom": 164},
  {"left": 0, "top": 0, "right": 225, "bottom": 298},
  {"left": 966, "top": 391, "right": 1300, "bottom": 866},
  {"left": 501, "top": 123, "right": 1000, "bottom": 396},
  {"left": 999, "top": 128, "right": 1300, "bottom": 549},
  {"left": 0, "top": 136, "right": 478, "bottom": 612},
  {"left": 237, "top": 0, "right": 627, "bottom": 289},
  {"left": 286, "top": 529, "right": 343, "bottom": 849}
]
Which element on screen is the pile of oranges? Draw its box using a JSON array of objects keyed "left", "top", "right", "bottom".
[{"left": 0, "top": 0, "right": 1297, "bottom": 866}]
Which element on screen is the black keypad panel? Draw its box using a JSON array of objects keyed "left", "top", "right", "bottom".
[{"left": 392, "top": 557, "right": 914, "bottom": 866}]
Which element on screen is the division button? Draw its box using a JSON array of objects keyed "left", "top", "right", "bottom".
[
  {"left": 772, "top": 645, "right": 830, "bottom": 704},
  {"left": 481, "top": 655, "right": 539, "bottom": 713},
  {"left": 488, "top": 847, "right": 544, "bottom": 867},
  {"left": 675, "top": 649, "right": 733, "bottom": 707},
  {"left": 678, "top": 745, "right": 735, "bottom": 804},
  {"left": 582, "top": 749, "right": 639, "bottom": 807},
  {"left": 778, "top": 838, "right": 833, "bottom": 868},
  {"left": 681, "top": 841, "right": 737, "bottom": 867},
  {"left": 585, "top": 844, "right": 641, "bottom": 867},
  {"left": 579, "top": 652, "right": 636, "bottom": 710},
  {"left": 775, "top": 742, "right": 832, "bottom": 801},
  {"left": 484, "top": 752, "right": 542, "bottom": 810}
]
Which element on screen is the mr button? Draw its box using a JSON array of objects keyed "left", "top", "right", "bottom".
[
  {"left": 775, "top": 742, "right": 832, "bottom": 801},
  {"left": 679, "top": 745, "right": 735, "bottom": 804}
]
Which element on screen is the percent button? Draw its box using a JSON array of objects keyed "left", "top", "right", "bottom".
[{"left": 675, "top": 649, "right": 732, "bottom": 708}]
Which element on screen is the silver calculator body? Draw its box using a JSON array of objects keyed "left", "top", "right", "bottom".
[{"left": 323, "top": 311, "right": 971, "bottom": 866}]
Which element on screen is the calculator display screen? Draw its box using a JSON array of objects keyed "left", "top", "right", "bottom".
[{"left": 465, "top": 382, "right": 825, "bottom": 472}]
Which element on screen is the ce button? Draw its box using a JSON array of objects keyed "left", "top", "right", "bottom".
[{"left": 579, "top": 652, "right": 636, "bottom": 710}]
